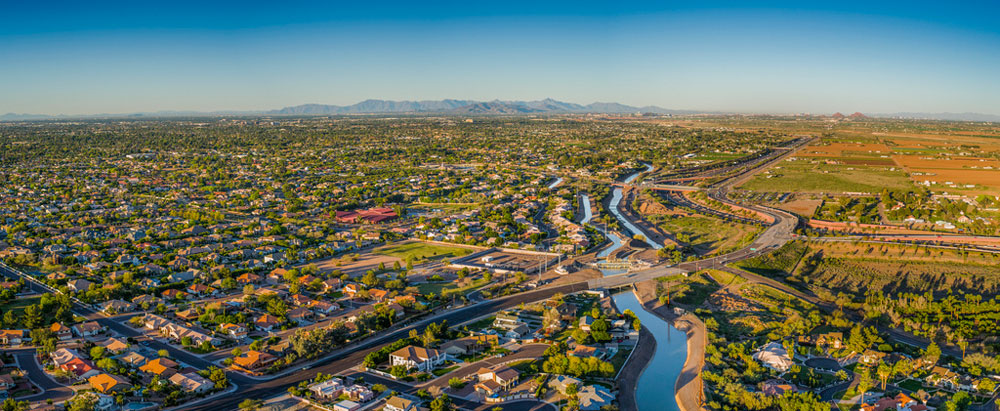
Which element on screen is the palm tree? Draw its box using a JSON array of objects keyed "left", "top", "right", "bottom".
[{"left": 877, "top": 362, "right": 892, "bottom": 390}]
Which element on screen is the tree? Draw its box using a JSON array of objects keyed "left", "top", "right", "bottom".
[
  {"left": 924, "top": 342, "right": 942, "bottom": 365},
  {"left": 67, "top": 394, "right": 96, "bottom": 411},
  {"left": 238, "top": 399, "right": 263, "bottom": 411},
  {"left": 856, "top": 367, "right": 874, "bottom": 403},
  {"left": 389, "top": 365, "right": 408, "bottom": 378},
  {"left": 877, "top": 362, "right": 892, "bottom": 390},
  {"left": 0, "top": 398, "right": 28, "bottom": 411},
  {"left": 429, "top": 394, "right": 453, "bottom": 411},
  {"left": 448, "top": 377, "right": 465, "bottom": 389}
]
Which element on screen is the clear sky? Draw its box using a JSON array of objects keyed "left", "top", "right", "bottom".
[{"left": 2, "top": 1, "right": 999, "bottom": 115}]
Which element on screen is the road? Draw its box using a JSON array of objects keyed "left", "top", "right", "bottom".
[
  {"left": 0, "top": 261, "right": 582, "bottom": 410},
  {"left": 180, "top": 283, "right": 587, "bottom": 411},
  {"left": 10, "top": 348, "right": 75, "bottom": 403}
]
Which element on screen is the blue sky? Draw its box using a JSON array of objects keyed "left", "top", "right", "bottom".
[{"left": 2, "top": 1, "right": 999, "bottom": 115}]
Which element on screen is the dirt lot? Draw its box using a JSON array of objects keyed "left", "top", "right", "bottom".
[
  {"left": 799, "top": 142, "right": 892, "bottom": 157},
  {"left": 778, "top": 198, "right": 822, "bottom": 216}
]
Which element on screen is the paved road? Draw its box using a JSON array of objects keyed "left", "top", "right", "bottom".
[
  {"left": 10, "top": 349, "right": 75, "bottom": 403},
  {"left": 181, "top": 283, "right": 587, "bottom": 411},
  {"left": 420, "top": 343, "right": 548, "bottom": 391}
]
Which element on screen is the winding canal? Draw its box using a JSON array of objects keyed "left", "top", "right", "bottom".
[
  {"left": 547, "top": 176, "right": 564, "bottom": 189},
  {"left": 610, "top": 164, "right": 662, "bottom": 249},
  {"left": 585, "top": 165, "right": 687, "bottom": 411}
]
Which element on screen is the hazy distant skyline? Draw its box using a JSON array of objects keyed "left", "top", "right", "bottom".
[{"left": 2, "top": 1, "right": 999, "bottom": 116}]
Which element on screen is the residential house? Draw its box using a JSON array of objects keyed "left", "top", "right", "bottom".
[
  {"left": 342, "top": 284, "right": 360, "bottom": 298},
  {"left": 162, "top": 289, "right": 188, "bottom": 300},
  {"left": 50, "top": 348, "right": 81, "bottom": 367},
  {"left": 389, "top": 346, "right": 446, "bottom": 372},
  {"left": 236, "top": 273, "right": 261, "bottom": 285},
  {"left": 753, "top": 342, "right": 793, "bottom": 372},
  {"left": 120, "top": 352, "right": 149, "bottom": 368},
  {"left": 169, "top": 373, "right": 215, "bottom": 394},
  {"left": 343, "top": 384, "right": 374, "bottom": 402},
  {"left": 333, "top": 400, "right": 360, "bottom": 411},
  {"left": 475, "top": 365, "right": 519, "bottom": 394},
  {"left": 220, "top": 323, "right": 247, "bottom": 338},
  {"left": 73, "top": 321, "right": 103, "bottom": 337},
  {"left": 308, "top": 378, "right": 344, "bottom": 400},
  {"left": 569, "top": 345, "right": 600, "bottom": 359},
  {"left": 287, "top": 307, "right": 313, "bottom": 325},
  {"left": 577, "top": 385, "right": 614, "bottom": 411},
  {"left": 139, "top": 358, "right": 179, "bottom": 377},
  {"left": 369, "top": 289, "right": 388, "bottom": 302},
  {"left": 100, "top": 299, "right": 134, "bottom": 314},
  {"left": 0, "top": 330, "right": 26, "bottom": 346},
  {"left": 62, "top": 358, "right": 100, "bottom": 380},
  {"left": 441, "top": 337, "right": 491, "bottom": 357},
  {"left": 255, "top": 314, "right": 281, "bottom": 331},
  {"left": 761, "top": 380, "right": 798, "bottom": 396},
  {"left": 88, "top": 373, "right": 131, "bottom": 394},
  {"left": 99, "top": 337, "right": 129, "bottom": 353},
  {"left": 50, "top": 323, "right": 72, "bottom": 341},
  {"left": 67, "top": 279, "right": 94, "bottom": 292},
  {"left": 384, "top": 396, "right": 417, "bottom": 411},
  {"left": 233, "top": 350, "right": 277, "bottom": 372}
]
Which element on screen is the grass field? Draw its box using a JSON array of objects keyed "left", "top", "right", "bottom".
[
  {"left": 0, "top": 296, "right": 41, "bottom": 316},
  {"left": 657, "top": 272, "right": 719, "bottom": 306},
  {"left": 415, "top": 278, "right": 489, "bottom": 297},
  {"left": 650, "top": 213, "right": 762, "bottom": 255},
  {"left": 374, "top": 241, "right": 475, "bottom": 262},
  {"left": 739, "top": 159, "right": 912, "bottom": 193},
  {"left": 703, "top": 269, "right": 746, "bottom": 286}
]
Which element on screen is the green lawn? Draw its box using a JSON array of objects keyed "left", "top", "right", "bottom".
[
  {"left": 375, "top": 241, "right": 474, "bottom": 262},
  {"left": 432, "top": 364, "right": 460, "bottom": 377},
  {"left": 608, "top": 347, "right": 634, "bottom": 371},
  {"left": 415, "top": 278, "right": 489, "bottom": 297},
  {"left": 0, "top": 296, "right": 41, "bottom": 316},
  {"left": 898, "top": 378, "right": 931, "bottom": 392}
]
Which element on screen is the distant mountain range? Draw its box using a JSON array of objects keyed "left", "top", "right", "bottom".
[
  {"left": 266, "top": 98, "right": 695, "bottom": 115},
  {"left": 2, "top": 99, "right": 998, "bottom": 121}
]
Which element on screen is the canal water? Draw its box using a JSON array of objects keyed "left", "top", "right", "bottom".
[
  {"left": 583, "top": 164, "right": 686, "bottom": 411},
  {"left": 610, "top": 165, "right": 662, "bottom": 249},
  {"left": 548, "top": 176, "right": 564, "bottom": 189},
  {"left": 612, "top": 292, "right": 687, "bottom": 411}
]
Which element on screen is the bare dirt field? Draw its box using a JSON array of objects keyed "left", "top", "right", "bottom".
[
  {"left": 799, "top": 142, "right": 892, "bottom": 157},
  {"left": 779, "top": 198, "right": 822, "bottom": 216}
]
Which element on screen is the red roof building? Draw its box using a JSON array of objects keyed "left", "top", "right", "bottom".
[{"left": 335, "top": 208, "right": 399, "bottom": 224}]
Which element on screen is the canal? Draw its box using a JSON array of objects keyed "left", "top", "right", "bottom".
[
  {"left": 587, "top": 164, "right": 687, "bottom": 411},
  {"left": 612, "top": 292, "right": 687, "bottom": 411}
]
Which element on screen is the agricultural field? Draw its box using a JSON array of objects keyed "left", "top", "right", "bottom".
[
  {"left": 739, "top": 158, "right": 912, "bottom": 194},
  {"left": 740, "top": 120, "right": 1000, "bottom": 197}
]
